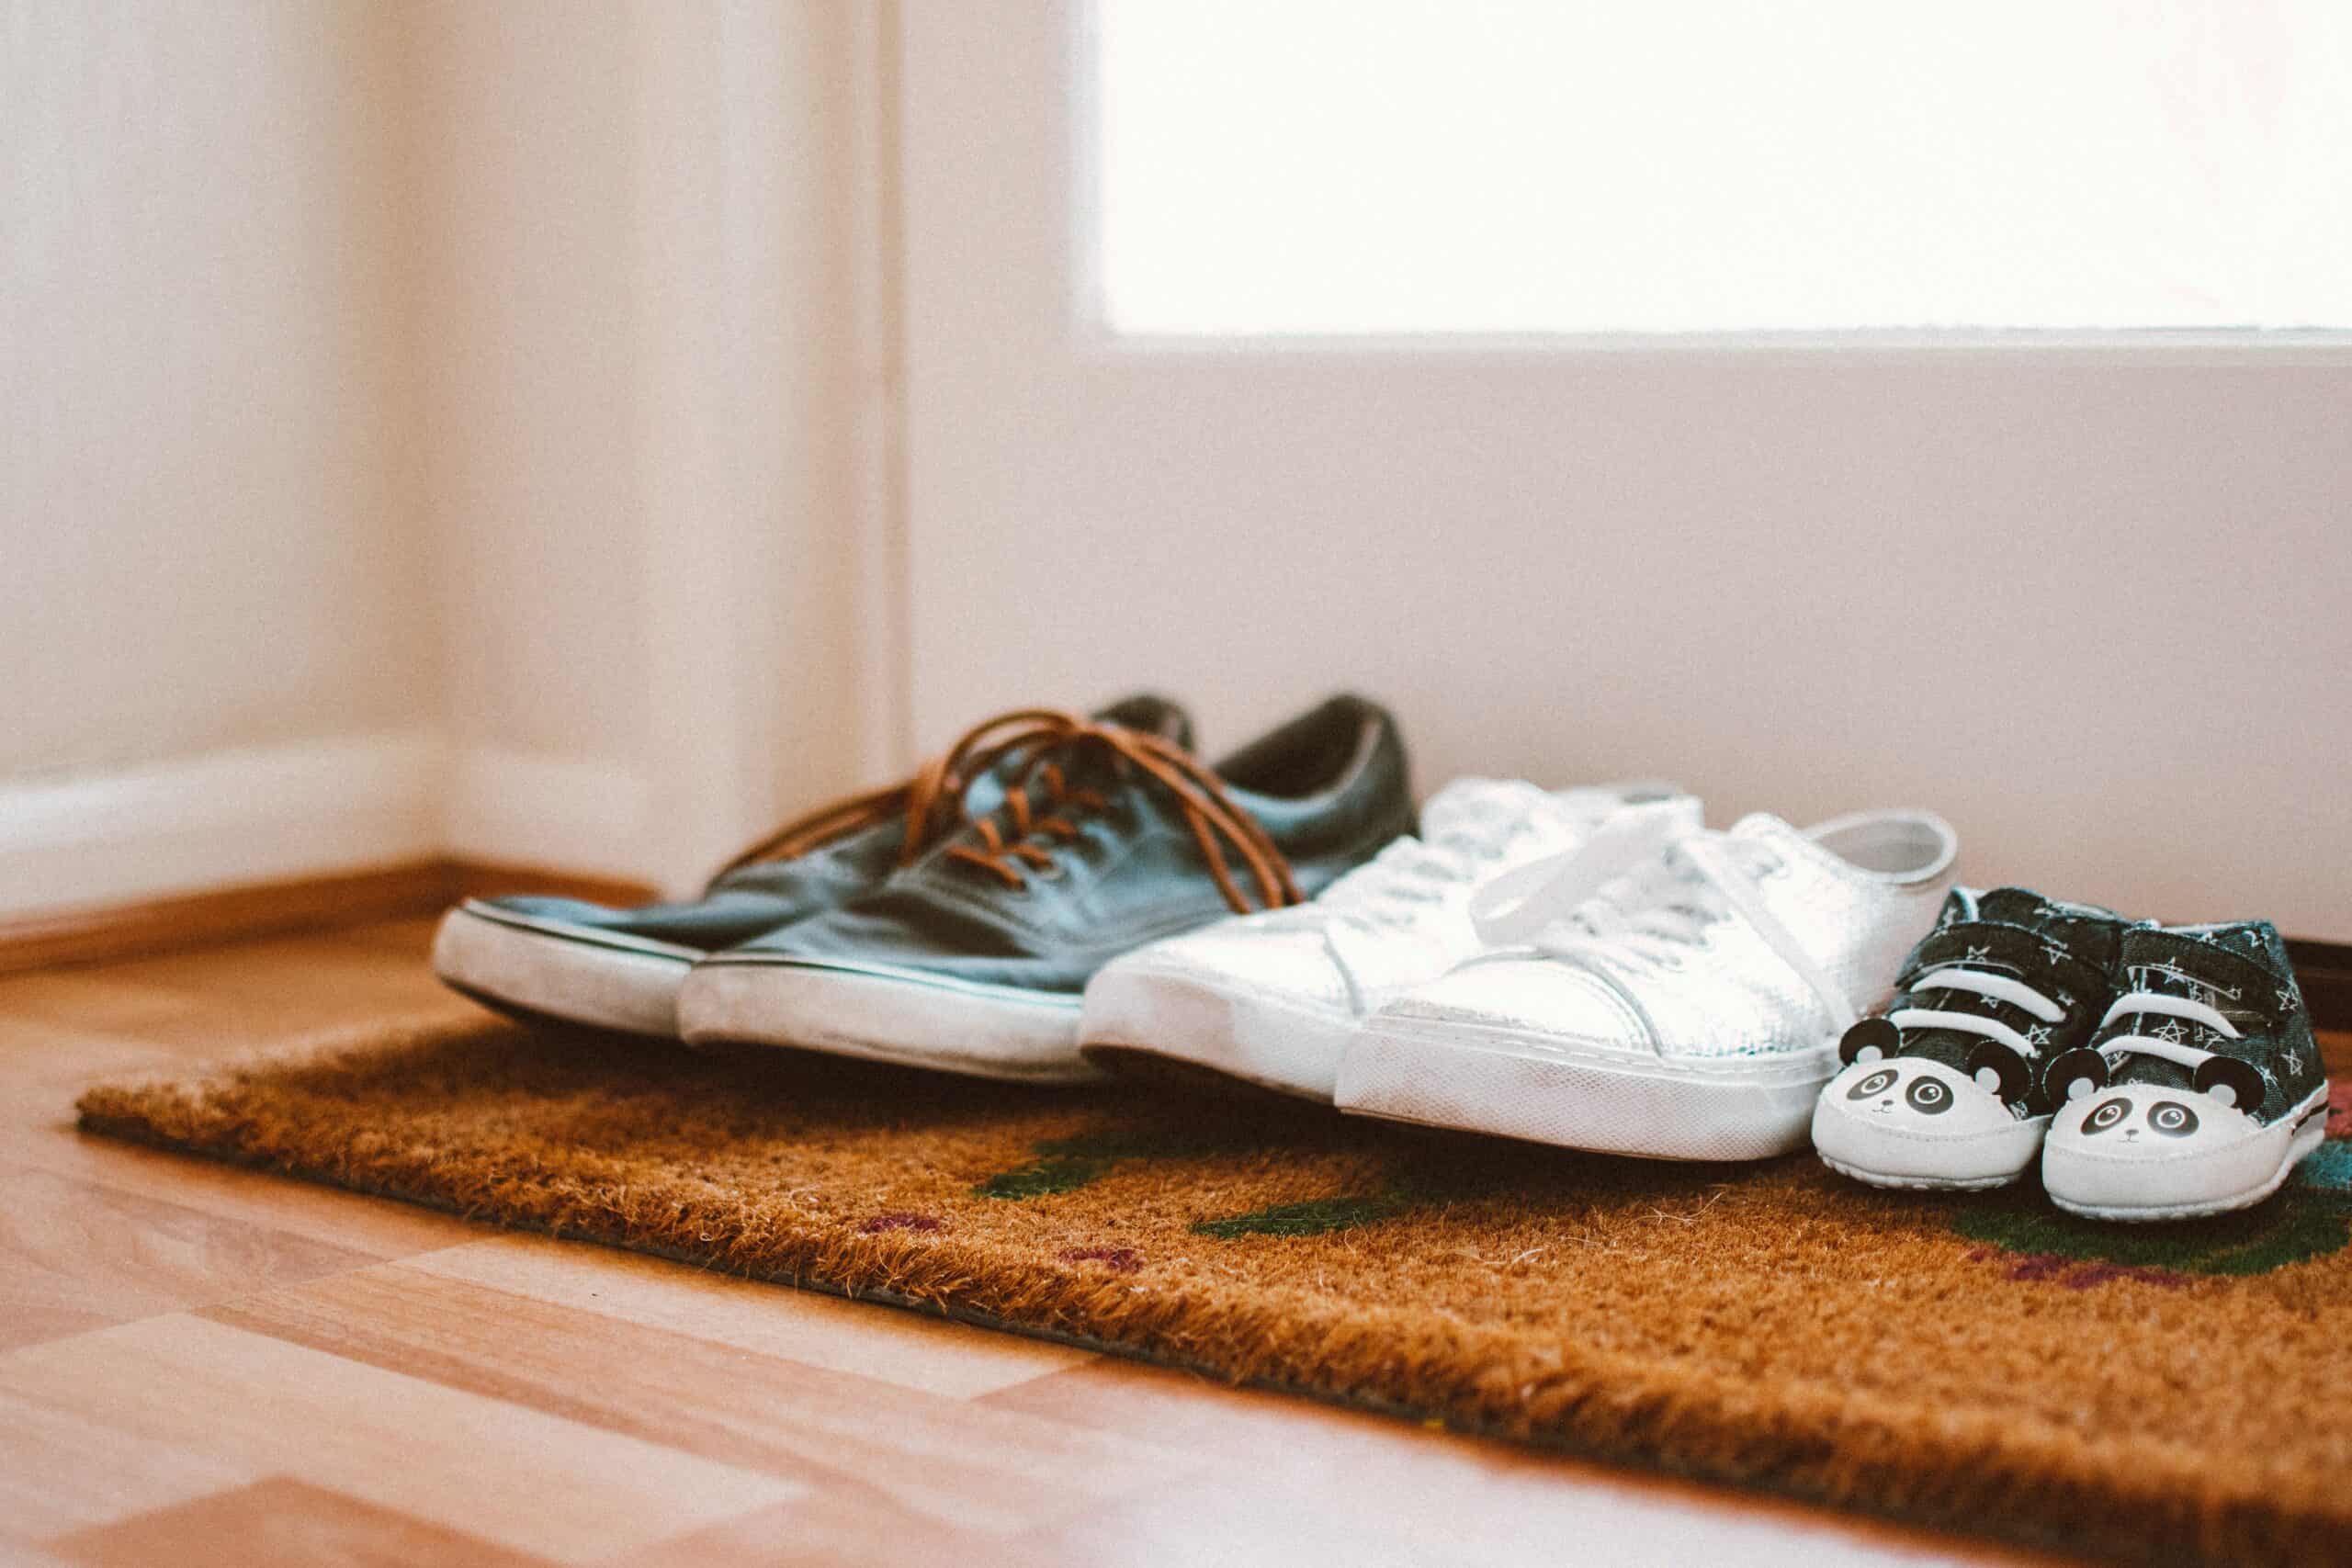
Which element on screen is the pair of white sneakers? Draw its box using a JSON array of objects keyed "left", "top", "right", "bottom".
[{"left": 1080, "top": 779, "right": 1958, "bottom": 1161}]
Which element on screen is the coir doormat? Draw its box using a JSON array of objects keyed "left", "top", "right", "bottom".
[{"left": 78, "top": 1019, "right": 2352, "bottom": 1567}]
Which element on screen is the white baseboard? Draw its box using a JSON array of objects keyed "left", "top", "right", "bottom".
[
  {"left": 0, "top": 732, "right": 446, "bottom": 919},
  {"left": 0, "top": 734, "right": 667, "bottom": 920},
  {"left": 442, "top": 746, "right": 655, "bottom": 886}
]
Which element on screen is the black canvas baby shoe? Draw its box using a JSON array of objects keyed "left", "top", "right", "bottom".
[
  {"left": 675, "top": 694, "right": 1413, "bottom": 1082},
  {"left": 2041, "top": 921, "right": 2328, "bottom": 1222},
  {"left": 430, "top": 694, "right": 1193, "bottom": 1038},
  {"left": 1812, "top": 887, "right": 2132, "bottom": 1190}
]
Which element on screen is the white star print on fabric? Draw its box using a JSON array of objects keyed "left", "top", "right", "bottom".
[
  {"left": 2025, "top": 1025, "right": 2052, "bottom": 1047},
  {"left": 2278, "top": 987, "right": 2300, "bottom": 1013},
  {"left": 2153, "top": 1019, "right": 2189, "bottom": 1045},
  {"left": 2282, "top": 1047, "right": 2304, "bottom": 1075}
]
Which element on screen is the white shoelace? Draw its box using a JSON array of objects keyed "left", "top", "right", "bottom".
[
  {"left": 1313, "top": 784, "right": 1668, "bottom": 931},
  {"left": 1890, "top": 966, "right": 2064, "bottom": 1059},
  {"left": 1468, "top": 816, "right": 1859, "bottom": 1035},
  {"left": 1312, "top": 818, "right": 1530, "bottom": 924},
  {"left": 2095, "top": 988, "right": 2241, "bottom": 1072}
]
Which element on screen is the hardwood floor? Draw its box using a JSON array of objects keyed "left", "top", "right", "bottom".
[{"left": 0, "top": 919, "right": 2089, "bottom": 1566}]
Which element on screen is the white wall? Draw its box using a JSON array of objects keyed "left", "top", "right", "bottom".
[
  {"left": 8, "top": 2, "right": 2347, "bottom": 942},
  {"left": 898, "top": 4, "right": 2352, "bottom": 941},
  {"left": 405, "top": 0, "right": 879, "bottom": 887},
  {"left": 2, "top": 1, "right": 443, "bottom": 909},
  {"left": 1, "top": 1, "right": 882, "bottom": 915},
  {"left": 2, "top": 3, "right": 435, "bottom": 778}
]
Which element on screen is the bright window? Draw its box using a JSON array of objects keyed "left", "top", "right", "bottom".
[{"left": 1094, "top": 0, "right": 2352, "bottom": 336}]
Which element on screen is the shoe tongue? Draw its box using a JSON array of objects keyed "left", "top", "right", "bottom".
[
  {"left": 1726, "top": 812, "right": 1799, "bottom": 847},
  {"left": 1094, "top": 694, "right": 1194, "bottom": 752},
  {"left": 1881, "top": 893, "right": 2122, "bottom": 1075},
  {"left": 1910, "top": 919, "right": 2084, "bottom": 986},
  {"left": 1960, "top": 888, "right": 2126, "bottom": 973},
  {"left": 1418, "top": 777, "right": 1550, "bottom": 841},
  {"left": 2117, "top": 925, "right": 2283, "bottom": 1009},
  {"left": 2101, "top": 926, "right": 2283, "bottom": 1089},
  {"left": 1894, "top": 921, "right": 2091, "bottom": 1070}
]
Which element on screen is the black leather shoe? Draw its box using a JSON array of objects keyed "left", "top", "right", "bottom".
[
  {"left": 430, "top": 694, "right": 1193, "bottom": 1037},
  {"left": 676, "top": 695, "right": 1414, "bottom": 1081}
]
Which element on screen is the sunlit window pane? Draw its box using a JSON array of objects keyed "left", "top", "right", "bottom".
[{"left": 1095, "top": 0, "right": 2352, "bottom": 334}]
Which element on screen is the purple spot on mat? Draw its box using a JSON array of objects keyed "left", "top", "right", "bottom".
[
  {"left": 2061, "top": 1261, "right": 2189, "bottom": 1292},
  {"left": 1976, "top": 1249, "right": 2191, "bottom": 1292},
  {"left": 858, "top": 1212, "right": 943, "bottom": 1235},
  {"left": 1058, "top": 1246, "right": 1143, "bottom": 1275}
]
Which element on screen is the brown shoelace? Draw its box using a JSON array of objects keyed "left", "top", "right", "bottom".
[
  {"left": 718, "top": 708, "right": 1302, "bottom": 916},
  {"left": 713, "top": 738, "right": 978, "bottom": 878}
]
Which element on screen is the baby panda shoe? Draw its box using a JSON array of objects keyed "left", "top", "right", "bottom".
[
  {"left": 2040, "top": 921, "right": 2328, "bottom": 1223},
  {"left": 1813, "top": 887, "right": 2130, "bottom": 1190}
]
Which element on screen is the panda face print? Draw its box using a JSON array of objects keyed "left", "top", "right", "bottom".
[
  {"left": 1905, "top": 1076, "right": 1954, "bottom": 1115},
  {"left": 2081, "top": 1097, "right": 2132, "bottom": 1136},
  {"left": 2077, "top": 1094, "right": 2210, "bottom": 1141},
  {"left": 1846, "top": 1067, "right": 1899, "bottom": 1101},
  {"left": 1841, "top": 1062, "right": 1972, "bottom": 1119}
]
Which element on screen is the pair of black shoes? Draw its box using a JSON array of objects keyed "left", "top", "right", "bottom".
[
  {"left": 433, "top": 694, "right": 1413, "bottom": 1080},
  {"left": 1813, "top": 887, "right": 2327, "bottom": 1222}
]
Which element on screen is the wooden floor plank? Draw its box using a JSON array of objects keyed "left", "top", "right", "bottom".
[
  {"left": 0, "top": 1169, "right": 381, "bottom": 1352},
  {"left": 614, "top": 1491, "right": 1060, "bottom": 1568},
  {"left": 0, "top": 1314, "right": 798, "bottom": 1562},
  {"left": 0, "top": 1127, "right": 483, "bottom": 1259},
  {"left": 986, "top": 1359, "right": 2058, "bottom": 1567},
  {"left": 200, "top": 1262, "right": 1192, "bottom": 1538},
  {"left": 328, "top": 916, "right": 447, "bottom": 960},
  {"left": 409, "top": 1234, "right": 1092, "bottom": 1398},
  {"left": 0, "top": 932, "right": 470, "bottom": 1055},
  {"left": 45, "top": 1478, "right": 560, "bottom": 1568},
  {"left": 0, "top": 1386, "right": 257, "bottom": 1543}
]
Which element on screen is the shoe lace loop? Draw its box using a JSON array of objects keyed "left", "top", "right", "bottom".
[
  {"left": 923, "top": 709, "right": 1301, "bottom": 915},
  {"left": 1888, "top": 965, "right": 2066, "bottom": 1059},
  {"left": 2095, "top": 987, "right": 2241, "bottom": 1072},
  {"left": 1474, "top": 821, "right": 1858, "bottom": 1034},
  {"left": 715, "top": 737, "right": 989, "bottom": 879},
  {"left": 1316, "top": 819, "right": 1522, "bottom": 926}
]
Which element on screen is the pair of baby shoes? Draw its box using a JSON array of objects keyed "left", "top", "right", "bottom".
[{"left": 1813, "top": 887, "right": 2329, "bottom": 1222}]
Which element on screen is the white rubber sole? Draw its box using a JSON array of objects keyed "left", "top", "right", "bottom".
[
  {"left": 1078, "top": 964, "right": 1355, "bottom": 1101},
  {"left": 1816, "top": 1153, "right": 2028, "bottom": 1193},
  {"left": 1810, "top": 1098, "right": 2047, "bottom": 1191},
  {"left": 431, "top": 903, "right": 696, "bottom": 1038},
  {"left": 677, "top": 956, "right": 1102, "bottom": 1084},
  {"left": 1335, "top": 1019, "right": 1838, "bottom": 1162},
  {"left": 2043, "top": 1090, "right": 2331, "bottom": 1223}
]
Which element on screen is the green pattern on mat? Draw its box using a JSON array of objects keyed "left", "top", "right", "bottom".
[
  {"left": 1952, "top": 1185, "right": 2352, "bottom": 1277},
  {"left": 1192, "top": 1195, "right": 1407, "bottom": 1238},
  {"left": 974, "top": 1125, "right": 1239, "bottom": 1201},
  {"left": 2296, "top": 1138, "right": 2352, "bottom": 1194}
]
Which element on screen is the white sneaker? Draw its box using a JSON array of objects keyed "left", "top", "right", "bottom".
[
  {"left": 1335, "top": 809, "right": 1959, "bottom": 1161},
  {"left": 1078, "top": 782, "right": 1700, "bottom": 1100}
]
